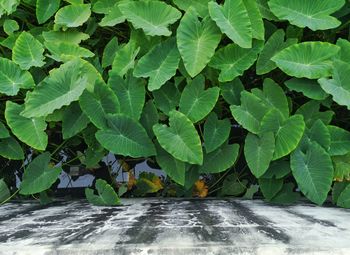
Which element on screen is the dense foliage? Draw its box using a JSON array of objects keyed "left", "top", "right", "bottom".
[{"left": 0, "top": 0, "right": 350, "bottom": 207}]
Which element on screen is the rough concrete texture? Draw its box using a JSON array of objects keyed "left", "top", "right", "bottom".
[{"left": 0, "top": 199, "right": 349, "bottom": 255}]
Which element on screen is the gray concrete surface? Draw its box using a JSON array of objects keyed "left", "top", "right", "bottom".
[{"left": 0, "top": 198, "right": 349, "bottom": 255}]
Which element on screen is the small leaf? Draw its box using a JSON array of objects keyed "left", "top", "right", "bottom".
[
  {"left": 13, "top": 32, "right": 45, "bottom": 70},
  {"left": 259, "top": 178, "right": 284, "bottom": 201},
  {"left": 221, "top": 174, "right": 248, "bottom": 196},
  {"left": 3, "top": 19, "right": 19, "bottom": 35},
  {"left": 336, "top": 184, "right": 350, "bottom": 208},
  {"left": 62, "top": 102, "right": 90, "bottom": 139},
  {"left": 272, "top": 42, "right": 340, "bottom": 79},
  {"left": 220, "top": 78, "right": 244, "bottom": 105},
  {"left": 177, "top": 8, "right": 221, "bottom": 77},
  {"left": 153, "top": 82, "right": 181, "bottom": 115},
  {"left": 270, "top": 183, "right": 300, "bottom": 204},
  {"left": 20, "top": 152, "right": 62, "bottom": 195},
  {"left": 102, "top": 37, "right": 119, "bottom": 68},
  {"left": 291, "top": 141, "right": 334, "bottom": 205},
  {"left": 261, "top": 160, "right": 291, "bottom": 179},
  {"left": 36, "top": 0, "right": 61, "bottom": 24},
  {"left": 204, "top": 112, "right": 231, "bottom": 153},
  {"left": 5, "top": 101, "right": 48, "bottom": 151},
  {"left": 85, "top": 179, "right": 120, "bottom": 206},
  {"left": 119, "top": 0, "right": 181, "bottom": 36},
  {"left": 153, "top": 110, "right": 203, "bottom": 165},
  {"left": 179, "top": 75, "right": 220, "bottom": 123},
  {"left": 140, "top": 100, "right": 159, "bottom": 138},
  {"left": 0, "top": 137, "right": 24, "bottom": 160},
  {"left": 96, "top": 114, "right": 156, "bottom": 158},
  {"left": 55, "top": 4, "right": 91, "bottom": 28}
]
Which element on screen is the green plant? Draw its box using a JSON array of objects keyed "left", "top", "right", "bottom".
[{"left": 0, "top": 0, "right": 350, "bottom": 208}]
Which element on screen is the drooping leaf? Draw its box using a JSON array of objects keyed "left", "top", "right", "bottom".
[
  {"left": 85, "top": 179, "right": 121, "bottom": 206},
  {"left": 0, "top": 57, "right": 35, "bottom": 96},
  {"left": 328, "top": 125, "right": 350, "bottom": 156},
  {"left": 245, "top": 132, "right": 275, "bottom": 178},
  {"left": 0, "top": 179, "right": 10, "bottom": 203},
  {"left": 208, "top": 0, "right": 252, "bottom": 48},
  {"left": 203, "top": 112, "right": 231, "bottom": 153},
  {"left": 96, "top": 114, "right": 156, "bottom": 158},
  {"left": 55, "top": 4, "right": 91, "bottom": 28},
  {"left": 177, "top": 9, "right": 221, "bottom": 77},
  {"left": 20, "top": 152, "right": 62, "bottom": 195},
  {"left": 36, "top": 0, "right": 61, "bottom": 24},
  {"left": 134, "top": 37, "right": 180, "bottom": 91},
  {"left": 12, "top": 32, "right": 45, "bottom": 70},
  {"left": 179, "top": 75, "right": 220, "bottom": 123},
  {"left": 62, "top": 102, "right": 90, "bottom": 139},
  {"left": 119, "top": 0, "right": 181, "bottom": 37},
  {"left": 209, "top": 40, "right": 263, "bottom": 82},
  {"left": 153, "top": 110, "right": 203, "bottom": 165},
  {"left": 272, "top": 42, "right": 340, "bottom": 79},
  {"left": 285, "top": 78, "right": 328, "bottom": 100},
  {"left": 200, "top": 143, "right": 240, "bottom": 173},
  {"left": 5, "top": 101, "right": 48, "bottom": 151},
  {"left": 21, "top": 59, "right": 93, "bottom": 118},
  {"left": 268, "top": 0, "right": 345, "bottom": 31},
  {"left": 108, "top": 72, "right": 145, "bottom": 120},
  {"left": 0, "top": 137, "right": 24, "bottom": 160},
  {"left": 291, "top": 141, "right": 334, "bottom": 205}
]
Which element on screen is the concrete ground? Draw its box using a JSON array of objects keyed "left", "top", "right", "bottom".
[{"left": 0, "top": 198, "right": 349, "bottom": 255}]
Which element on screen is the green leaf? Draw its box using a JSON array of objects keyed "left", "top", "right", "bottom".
[
  {"left": 261, "top": 160, "right": 291, "bottom": 179},
  {"left": 55, "top": 4, "right": 91, "bottom": 28},
  {"left": 173, "top": 0, "right": 210, "bottom": 17},
  {"left": 200, "top": 143, "right": 239, "bottom": 173},
  {"left": 318, "top": 60, "right": 350, "bottom": 109},
  {"left": 177, "top": 9, "right": 221, "bottom": 77},
  {"left": 209, "top": 41, "right": 263, "bottom": 82},
  {"left": 221, "top": 174, "right": 248, "bottom": 196},
  {"left": 62, "top": 102, "right": 90, "bottom": 139},
  {"left": 220, "top": 78, "right": 244, "bottom": 105},
  {"left": 245, "top": 132, "right": 275, "bottom": 178},
  {"left": 268, "top": 0, "right": 345, "bottom": 31},
  {"left": 336, "top": 184, "right": 350, "bottom": 208},
  {"left": 208, "top": 0, "right": 252, "bottom": 48},
  {"left": 99, "top": 2, "right": 125, "bottom": 27},
  {"left": 80, "top": 84, "right": 119, "bottom": 131},
  {"left": 134, "top": 38, "right": 180, "bottom": 91},
  {"left": 259, "top": 178, "right": 284, "bottom": 201},
  {"left": 0, "top": 57, "right": 35, "bottom": 96},
  {"left": 20, "top": 152, "right": 62, "bottom": 195},
  {"left": 156, "top": 144, "right": 186, "bottom": 186},
  {"left": 108, "top": 72, "right": 145, "bottom": 120},
  {"left": 179, "top": 75, "right": 220, "bottom": 123},
  {"left": 5, "top": 101, "right": 48, "bottom": 151},
  {"left": 0, "top": 122, "right": 10, "bottom": 139},
  {"left": 328, "top": 125, "right": 350, "bottom": 156},
  {"left": 12, "top": 32, "right": 45, "bottom": 70},
  {"left": 140, "top": 100, "right": 159, "bottom": 138},
  {"left": 270, "top": 183, "right": 300, "bottom": 204},
  {"left": 0, "top": 179, "right": 10, "bottom": 203},
  {"left": 332, "top": 182, "right": 349, "bottom": 204},
  {"left": 36, "top": 0, "right": 61, "bottom": 24},
  {"left": 3, "top": 19, "right": 19, "bottom": 35},
  {"left": 243, "top": 0, "right": 264, "bottom": 40},
  {"left": 21, "top": 59, "right": 91, "bottom": 118},
  {"left": 291, "top": 141, "right": 334, "bottom": 205},
  {"left": 153, "top": 110, "right": 203, "bottom": 165},
  {"left": 333, "top": 153, "right": 350, "bottom": 182},
  {"left": 285, "top": 78, "right": 328, "bottom": 100},
  {"left": 85, "top": 179, "right": 120, "bottom": 206},
  {"left": 0, "top": 0, "right": 20, "bottom": 17},
  {"left": 204, "top": 112, "right": 231, "bottom": 153},
  {"left": 0, "top": 137, "right": 24, "bottom": 160},
  {"left": 96, "top": 114, "right": 156, "bottom": 158},
  {"left": 256, "top": 29, "right": 297, "bottom": 75},
  {"left": 119, "top": 0, "right": 181, "bottom": 36},
  {"left": 44, "top": 41, "right": 94, "bottom": 62},
  {"left": 111, "top": 41, "right": 140, "bottom": 77},
  {"left": 296, "top": 101, "right": 334, "bottom": 128},
  {"left": 306, "top": 119, "right": 331, "bottom": 151},
  {"left": 153, "top": 82, "right": 181, "bottom": 115},
  {"left": 272, "top": 42, "right": 340, "bottom": 79},
  {"left": 42, "top": 30, "right": 90, "bottom": 45},
  {"left": 230, "top": 91, "right": 269, "bottom": 134},
  {"left": 102, "top": 37, "right": 119, "bottom": 68}
]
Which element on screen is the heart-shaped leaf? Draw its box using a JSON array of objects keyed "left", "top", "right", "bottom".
[
  {"left": 204, "top": 112, "right": 231, "bottom": 153},
  {"left": 55, "top": 4, "right": 91, "bottom": 28},
  {"left": 85, "top": 179, "right": 121, "bottom": 206}
]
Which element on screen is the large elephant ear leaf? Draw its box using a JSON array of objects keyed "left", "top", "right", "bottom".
[
  {"left": 21, "top": 59, "right": 92, "bottom": 118},
  {"left": 272, "top": 42, "right": 340, "bottom": 79},
  {"left": 5, "top": 101, "right": 48, "bottom": 151},
  {"left": 179, "top": 75, "right": 220, "bottom": 123},
  {"left": 153, "top": 110, "right": 203, "bottom": 165},
  {"left": 177, "top": 8, "right": 221, "bottom": 77},
  {"left": 13, "top": 32, "right": 45, "bottom": 70},
  {"left": 318, "top": 60, "right": 350, "bottom": 110},
  {"left": 208, "top": 0, "right": 252, "bottom": 48},
  {"left": 134, "top": 37, "right": 180, "bottom": 91},
  {"left": 54, "top": 4, "right": 91, "bottom": 28},
  {"left": 85, "top": 179, "right": 121, "bottom": 206},
  {"left": 0, "top": 57, "right": 35, "bottom": 96},
  {"left": 119, "top": 0, "right": 181, "bottom": 36},
  {"left": 244, "top": 132, "right": 275, "bottom": 178},
  {"left": 20, "top": 152, "right": 62, "bottom": 195},
  {"left": 291, "top": 141, "right": 333, "bottom": 205},
  {"left": 36, "top": 0, "right": 61, "bottom": 24},
  {"left": 96, "top": 114, "right": 156, "bottom": 158},
  {"left": 268, "top": 0, "right": 345, "bottom": 31}
]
